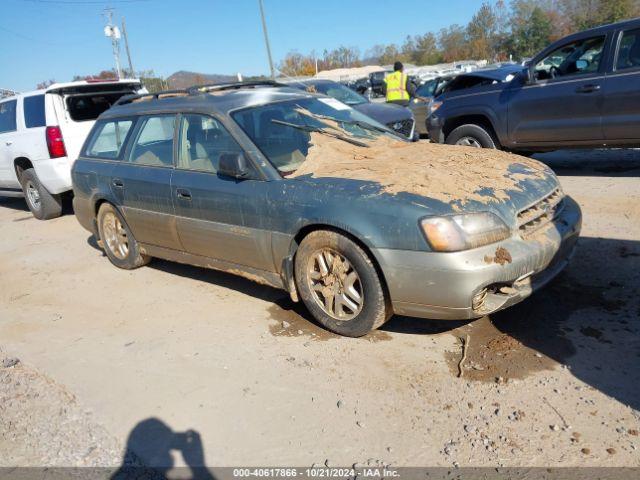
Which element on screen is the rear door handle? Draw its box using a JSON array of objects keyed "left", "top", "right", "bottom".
[
  {"left": 575, "top": 84, "right": 601, "bottom": 93},
  {"left": 176, "top": 188, "right": 192, "bottom": 200},
  {"left": 112, "top": 179, "right": 124, "bottom": 188}
]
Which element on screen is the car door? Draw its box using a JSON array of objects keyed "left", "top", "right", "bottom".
[
  {"left": 111, "top": 114, "right": 181, "bottom": 250},
  {"left": 171, "top": 113, "right": 274, "bottom": 271},
  {"left": 0, "top": 99, "right": 18, "bottom": 189},
  {"left": 603, "top": 27, "right": 640, "bottom": 140},
  {"left": 508, "top": 33, "right": 609, "bottom": 144}
]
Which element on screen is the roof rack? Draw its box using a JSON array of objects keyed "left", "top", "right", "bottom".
[
  {"left": 114, "top": 89, "right": 189, "bottom": 106},
  {"left": 187, "top": 80, "right": 286, "bottom": 95}
]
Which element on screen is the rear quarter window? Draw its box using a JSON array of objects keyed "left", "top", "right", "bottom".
[
  {"left": 84, "top": 118, "right": 135, "bottom": 159},
  {"left": 23, "top": 95, "right": 46, "bottom": 128},
  {"left": 0, "top": 100, "right": 17, "bottom": 134}
]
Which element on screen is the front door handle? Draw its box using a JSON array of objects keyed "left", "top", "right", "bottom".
[
  {"left": 575, "top": 84, "right": 601, "bottom": 93},
  {"left": 5, "top": 141, "right": 12, "bottom": 146},
  {"left": 176, "top": 188, "right": 192, "bottom": 200},
  {"left": 112, "top": 179, "right": 124, "bottom": 188}
]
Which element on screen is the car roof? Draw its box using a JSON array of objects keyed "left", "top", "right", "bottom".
[{"left": 100, "top": 85, "right": 314, "bottom": 119}]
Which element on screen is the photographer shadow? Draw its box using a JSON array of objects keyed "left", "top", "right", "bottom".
[{"left": 111, "top": 418, "right": 215, "bottom": 480}]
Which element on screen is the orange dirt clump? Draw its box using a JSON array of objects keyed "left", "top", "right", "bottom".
[{"left": 290, "top": 131, "right": 551, "bottom": 208}]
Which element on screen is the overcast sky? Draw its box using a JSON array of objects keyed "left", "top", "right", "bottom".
[{"left": 2, "top": 0, "right": 485, "bottom": 91}]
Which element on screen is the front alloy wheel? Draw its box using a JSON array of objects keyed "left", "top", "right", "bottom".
[
  {"left": 294, "top": 230, "right": 391, "bottom": 337},
  {"left": 307, "top": 248, "right": 364, "bottom": 320}
]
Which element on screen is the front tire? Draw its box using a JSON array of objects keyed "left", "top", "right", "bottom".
[
  {"left": 446, "top": 124, "right": 497, "bottom": 149},
  {"left": 294, "top": 230, "right": 391, "bottom": 337},
  {"left": 19, "top": 168, "right": 62, "bottom": 220},
  {"left": 97, "top": 203, "right": 150, "bottom": 270}
]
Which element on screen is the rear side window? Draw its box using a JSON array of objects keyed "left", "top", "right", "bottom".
[
  {"left": 84, "top": 119, "right": 134, "bottom": 159},
  {"left": 24, "top": 95, "right": 46, "bottom": 128},
  {"left": 128, "top": 115, "right": 175, "bottom": 166},
  {"left": 0, "top": 100, "right": 17, "bottom": 134},
  {"left": 616, "top": 28, "right": 640, "bottom": 70}
]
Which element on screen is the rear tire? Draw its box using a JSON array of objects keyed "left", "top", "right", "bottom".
[
  {"left": 97, "top": 203, "right": 150, "bottom": 270},
  {"left": 446, "top": 124, "right": 497, "bottom": 149},
  {"left": 294, "top": 230, "right": 391, "bottom": 337},
  {"left": 19, "top": 168, "right": 62, "bottom": 220}
]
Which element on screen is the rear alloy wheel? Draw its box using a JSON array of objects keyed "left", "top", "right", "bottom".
[
  {"left": 295, "top": 230, "right": 391, "bottom": 337},
  {"left": 19, "top": 168, "right": 62, "bottom": 220},
  {"left": 97, "top": 203, "right": 150, "bottom": 270},
  {"left": 446, "top": 124, "right": 497, "bottom": 149}
]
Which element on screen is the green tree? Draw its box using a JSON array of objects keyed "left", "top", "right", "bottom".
[
  {"left": 438, "top": 24, "right": 469, "bottom": 62},
  {"left": 510, "top": 2, "right": 554, "bottom": 59}
]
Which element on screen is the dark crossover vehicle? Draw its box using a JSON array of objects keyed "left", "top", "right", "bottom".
[
  {"left": 428, "top": 18, "right": 640, "bottom": 152},
  {"left": 287, "top": 79, "right": 416, "bottom": 139},
  {"left": 72, "top": 81, "right": 581, "bottom": 337}
]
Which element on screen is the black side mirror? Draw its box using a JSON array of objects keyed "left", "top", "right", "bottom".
[
  {"left": 218, "top": 152, "right": 249, "bottom": 179},
  {"left": 523, "top": 67, "right": 536, "bottom": 84}
]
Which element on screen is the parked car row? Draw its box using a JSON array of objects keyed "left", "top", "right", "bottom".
[{"left": 7, "top": 20, "right": 628, "bottom": 337}]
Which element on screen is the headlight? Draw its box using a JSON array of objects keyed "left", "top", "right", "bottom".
[
  {"left": 428, "top": 100, "right": 443, "bottom": 115},
  {"left": 420, "top": 212, "right": 511, "bottom": 252}
]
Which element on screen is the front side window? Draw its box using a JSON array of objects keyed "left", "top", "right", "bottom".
[
  {"left": 24, "top": 95, "right": 46, "bottom": 128},
  {"left": 0, "top": 100, "right": 17, "bottom": 134},
  {"left": 232, "top": 97, "right": 399, "bottom": 175},
  {"left": 128, "top": 115, "right": 175, "bottom": 166},
  {"left": 616, "top": 28, "right": 640, "bottom": 70},
  {"left": 177, "top": 114, "right": 244, "bottom": 173},
  {"left": 534, "top": 36, "right": 605, "bottom": 80},
  {"left": 85, "top": 119, "right": 134, "bottom": 159}
]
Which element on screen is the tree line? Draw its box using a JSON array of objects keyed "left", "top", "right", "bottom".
[{"left": 278, "top": 0, "right": 640, "bottom": 76}]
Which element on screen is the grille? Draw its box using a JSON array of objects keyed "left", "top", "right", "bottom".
[
  {"left": 517, "top": 187, "right": 565, "bottom": 236},
  {"left": 387, "top": 118, "right": 415, "bottom": 138}
]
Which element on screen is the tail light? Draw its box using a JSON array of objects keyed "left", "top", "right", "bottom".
[{"left": 46, "top": 126, "right": 67, "bottom": 158}]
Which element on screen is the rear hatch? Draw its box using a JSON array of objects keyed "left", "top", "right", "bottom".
[{"left": 48, "top": 81, "right": 144, "bottom": 161}]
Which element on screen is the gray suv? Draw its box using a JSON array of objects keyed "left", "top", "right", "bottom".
[
  {"left": 428, "top": 18, "right": 640, "bottom": 153},
  {"left": 72, "top": 81, "right": 581, "bottom": 337}
]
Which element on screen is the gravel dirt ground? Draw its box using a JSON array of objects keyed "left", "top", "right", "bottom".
[{"left": 0, "top": 149, "right": 639, "bottom": 469}]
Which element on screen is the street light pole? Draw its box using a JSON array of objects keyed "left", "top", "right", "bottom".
[{"left": 258, "top": 0, "right": 275, "bottom": 79}]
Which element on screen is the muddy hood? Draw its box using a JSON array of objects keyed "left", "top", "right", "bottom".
[{"left": 290, "top": 134, "right": 559, "bottom": 223}]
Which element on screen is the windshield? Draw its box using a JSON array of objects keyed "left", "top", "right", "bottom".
[
  {"left": 232, "top": 97, "right": 399, "bottom": 175},
  {"left": 308, "top": 82, "right": 368, "bottom": 106}
]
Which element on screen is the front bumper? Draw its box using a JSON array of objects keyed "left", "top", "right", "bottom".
[
  {"left": 372, "top": 196, "right": 582, "bottom": 320},
  {"left": 427, "top": 114, "right": 445, "bottom": 143}
]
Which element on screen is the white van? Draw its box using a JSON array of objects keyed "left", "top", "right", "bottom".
[{"left": 0, "top": 79, "right": 145, "bottom": 219}]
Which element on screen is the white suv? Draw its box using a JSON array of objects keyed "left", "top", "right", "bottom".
[{"left": 0, "top": 79, "right": 145, "bottom": 219}]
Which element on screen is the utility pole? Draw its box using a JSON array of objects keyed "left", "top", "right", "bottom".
[
  {"left": 258, "top": 0, "right": 275, "bottom": 79},
  {"left": 102, "top": 8, "right": 122, "bottom": 79},
  {"left": 121, "top": 16, "right": 134, "bottom": 78}
]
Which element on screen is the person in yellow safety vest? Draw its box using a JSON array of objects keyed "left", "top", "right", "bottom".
[{"left": 383, "top": 61, "right": 416, "bottom": 106}]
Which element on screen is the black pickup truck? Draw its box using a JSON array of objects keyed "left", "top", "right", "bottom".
[{"left": 428, "top": 18, "right": 640, "bottom": 153}]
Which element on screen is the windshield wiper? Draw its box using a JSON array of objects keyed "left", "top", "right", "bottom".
[{"left": 270, "top": 119, "right": 369, "bottom": 147}]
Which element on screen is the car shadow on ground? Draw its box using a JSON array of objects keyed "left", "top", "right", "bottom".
[
  {"left": 0, "top": 197, "right": 29, "bottom": 213},
  {"left": 111, "top": 418, "right": 215, "bottom": 480},
  {"left": 414, "top": 235, "right": 639, "bottom": 412},
  {"left": 535, "top": 148, "right": 640, "bottom": 177}
]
